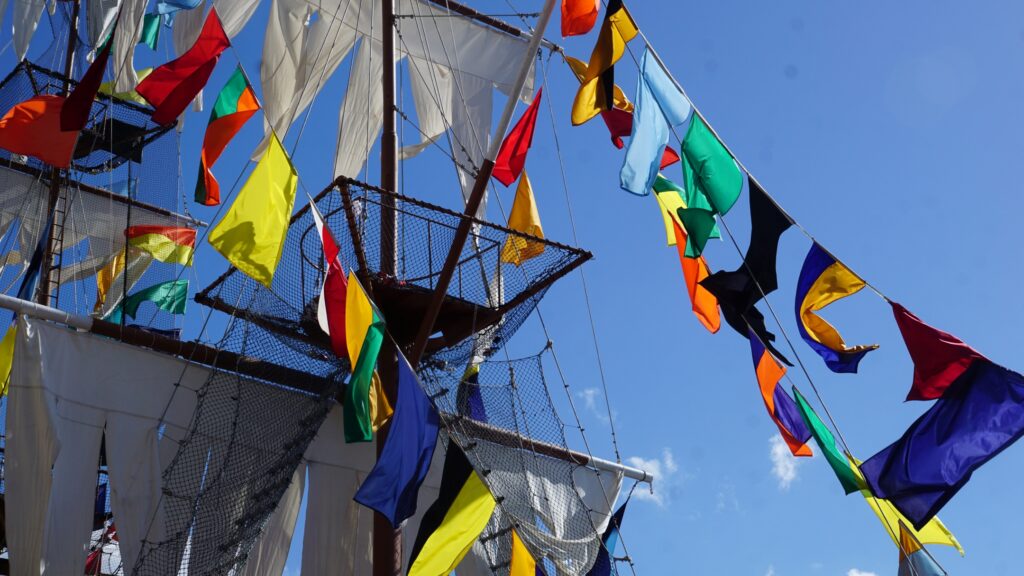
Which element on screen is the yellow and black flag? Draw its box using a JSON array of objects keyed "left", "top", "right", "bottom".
[
  {"left": 408, "top": 442, "right": 496, "bottom": 576},
  {"left": 570, "top": 0, "right": 639, "bottom": 126}
]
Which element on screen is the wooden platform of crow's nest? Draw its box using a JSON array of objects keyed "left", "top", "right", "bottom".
[{"left": 196, "top": 177, "right": 592, "bottom": 370}]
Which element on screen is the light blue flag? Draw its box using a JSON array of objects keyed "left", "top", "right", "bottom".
[{"left": 620, "top": 48, "right": 692, "bottom": 195}]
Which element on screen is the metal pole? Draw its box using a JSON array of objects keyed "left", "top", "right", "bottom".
[
  {"left": 408, "top": 0, "right": 558, "bottom": 367},
  {"left": 374, "top": 0, "right": 402, "bottom": 573}
]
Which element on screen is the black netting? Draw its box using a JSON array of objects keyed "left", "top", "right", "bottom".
[{"left": 132, "top": 281, "right": 342, "bottom": 575}]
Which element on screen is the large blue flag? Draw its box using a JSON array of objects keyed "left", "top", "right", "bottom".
[
  {"left": 861, "top": 359, "right": 1024, "bottom": 529},
  {"left": 620, "top": 47, "right": 691, "bottom": 196},
  {"left": 354, "top": 351, "right": 440, "bottom": 527}
]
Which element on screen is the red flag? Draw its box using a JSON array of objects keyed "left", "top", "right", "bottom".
[
  {"left": 309, "top": 200, "right": 348, "bottom": 358},
  {"left": 561, "top": 0, "right": 599, "bottom": 37},
  {"left": 0, "top": 95, "right": 78, "bottom": 168},
  {"left": 891, "top": 302, "right": 986, "bottom": 401},
  {"left": 62, "top": 31, "right": 114, "bottom": 131},
  {"left": 493, "top": 88, "right": 542, "bottom": 187},
  {"left": 600, "top": 107, "right": 679, "bottom": 168},
  {"left": 136, "top": 9, "right": 230, "bottom": 125}
]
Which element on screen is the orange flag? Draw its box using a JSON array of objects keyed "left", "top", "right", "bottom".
[
  {"left": 0, "top": 95, "right": 78, "bottom": 168},
  {"left": 562, "top": 0, "right": 599, "bottom": 37},
  {"left": 672, "top": 220, "right": 720, "bottom": 334}
]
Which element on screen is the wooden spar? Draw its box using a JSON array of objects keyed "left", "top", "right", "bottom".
[
  {"left": 374, "top": 0, "right": 402, "bottom": 573},
  {"left": 419, "top": 0, "right": 562, "bottom": 53},
  {"left": 408, "top": 0, "right": 559, "bottom": 367},
  {"left": 38, "top": 0, "right": 81, "bottom": 305}
]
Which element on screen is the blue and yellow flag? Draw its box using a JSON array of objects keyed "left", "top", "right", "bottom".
[{"left": 794, "top": 243, "right": 878, "bottom": 373}]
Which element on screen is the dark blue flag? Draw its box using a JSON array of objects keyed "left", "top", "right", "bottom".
[
  {"left": 354, "top": 351, "right": 440, "bottom": 527},
  {"left": 588, "top": 502, "right": 627, "bottom": 576},
  {"left": 17, "top": 213, "right": 54, "bottom": 302},
  {"left": 861, "top": 359, "right": 1024, "bottom": 529}
]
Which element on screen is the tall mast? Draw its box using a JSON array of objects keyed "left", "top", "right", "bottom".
[
  {"left": 38, "top": 0, "right": 81, "bottom": 305},
  {"left": 374, "top": 0, "right": 401, "bottom": 574}
]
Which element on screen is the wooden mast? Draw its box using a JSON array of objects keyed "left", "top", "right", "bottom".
[
  {"left": 38, "top": 0, "right": 81, "bottom": 305},
  {"left": 374, "top": 0, "right": 402, "bottom": 573}
]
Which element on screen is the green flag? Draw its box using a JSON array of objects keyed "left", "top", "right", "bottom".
[
  {"left": 652, "top": 174, "right": 719, "bottom": 257},
  {"left": 105, "top": 279, "right": 188, "bottom": 324},
  {"left": 140, "top": 13, "right": 161, "bottom": 50},
  {"left": 681, "top": 115, "right": 743, "bottom": 216},
  {"left": 792, "top": 386, "right": 863, "bottom": 494}
]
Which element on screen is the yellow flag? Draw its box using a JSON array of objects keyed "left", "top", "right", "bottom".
[
  {"left": 565, "top": 55, "right": 633, "bottom": 113},
  {"left": 368, "top": 371, "right": 394, "bottom": 432},
  {"left": 94, "top": 250, "right": 127, "bottom": 313},
  {"left": 653, "top": 180, "right": 689, "bottom": 246},
  {"left": 208, "top": 134, "right": 298, "bottom": 288},
  {"left": 510, "top": 529, "right": 539, "bottom": 576},
  {"left": 849, "top": 456, "right": 964, "bottom": 556},
  {"left": 0, "top": 325, "right": 15, "bottom": 396},
  {"left": 408, "top": 472, "right": 497, "bottom": 576},
  {"left": 570, "top": 1, "right": 639, "bottom": 125},
  {"left": 99, "top": 68, "right": 153, "bottom": 105},
  {"left": 500, "top": 172, "right": 545, "bottom": 266}
]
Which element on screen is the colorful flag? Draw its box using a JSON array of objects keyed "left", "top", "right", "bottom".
[
  {"left": 651, "top": 174, "right": 717, "bottom": 257},
  {"left": 408, "top": 442, "right": 497, "bottom": 576},
  {"left": 792, "top": 386, "right": 861, "bottom": 493},
  {"left": 561, "top": 0, "right": 599, "bottom": 37},
  {"left": 0, "top": 96, "right": 78, "bottom": 168},
  {"left": 354, "top": 352, "right": 440, "bottom": 527},
  {"left": 139, "top": 13, "right": 161, "bottom": 50},
  {"left": 897, "top": 522, "right": 947, "bottom": 576},
  {"left": 588, "top": 502, "right": 626, "bottom": 576},
  {"left": 344, "top": 271, "right": 385, "bottom": 443},
  {"left": 742, "top": 177, "right": 790, "bottom": 295},
  {"left": 570, "top": 0, "right": 638, "bottom": 126},
  {"left": 94, "top": 250, "right": 128, "bottom": 313},
  {"left": 668, "top": 218, "right": 719, "bottom": 333},
  {"left": 196, "top": 66, "right": 260, "bottom": 206},
  {"left": 848, "top": 455, "right": 963, "bottom": 556},
  {"left": 369, "top": 371, "right": 394, "bottom": 432},
  {"left": 309, "top": 199, "right": 348, "bottom": 359},
  {"left": 208, "top": 134, "right": 298, "bottom": 288},
  {"left": 795, "top": 244, "right": 878, "bottom": 373},
  {"left": 861, "top": 359, "right": 1024, "bottom": 529},
  {"left": 680, "top": 115, "right": 743, "bottom": 216},
  {"left": 565, "top": 55, "right": 633, "bottom": 115},
  {"left": 493, "top": 88, "right": 542, "bottom": 187},
  {"left": 510, "top": 529, "right": 544, "bottom": 576},
  {"left": 156, "top": 0, "right": 202, "bottom": 16},
  {"left": 105, "top": 279, "right": 189, "bottom": 324},
  {"left": 700, "top": 270, "right": 791, "bottom": 366},
  {"left": 99, "top": 67, "right": 153, "bottom": 105},
  {"left": 125, "top": 225, "right": 196, "bottom": 265},
  {"left": 500, "top": 172, "right": 546, "bottom": 266},
  {"left": 136, "top": 8, "right": 230, "bottom": 125},
  {"left": 891, "top": 301, "right": 985, "bottom": 401},
  {"left": 0, "top": 325, "right": 15, "bottom": 396},
  {"left": 62, "top": 28, "right": 114, "bottom": 132},
  {"left": 620, "top": 48, "right": 692, "bottom": 196},
  {"left": 749, "top": 331, "right": 811, "bottom": 457}
]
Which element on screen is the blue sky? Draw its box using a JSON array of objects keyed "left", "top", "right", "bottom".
[{"left": 11, "top": 0, "right": 1024, "bottom": 574}]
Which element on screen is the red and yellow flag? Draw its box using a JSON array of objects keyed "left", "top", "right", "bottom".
[
  {"left": 196, "top": 66, "right": 260, "bottom": 206},
  {"left": 126, "top": 225, "right": 197, "bottom": 266}
]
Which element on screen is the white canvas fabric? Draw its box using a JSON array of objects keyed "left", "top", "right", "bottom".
[
  {"left": 12, "top": 0, "right": 47, "bottom": 60},
  {"left": 398, "top": 56, "right": 453, "bottom": 160},
  {"left": 85, "top": 0, "right": 121, "bottom": 49},
  {"left": 237, "top": 468, "right": 304, "bottom": 576},
  {"left": 111, "top": 0, "right": 150, "bottom": 91},
  {"left": 448, "top": 70, "right": 492, "bottom": 218},
  {"left": 332, "top": 35, "right": 385, "bottom": 178},
  {"left": 5, "top": 317, "right": 208, "bottom": 575}
]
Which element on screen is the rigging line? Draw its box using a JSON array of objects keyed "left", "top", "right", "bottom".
[
  {"left": 287, "top": 0, "right": 356, "bottom": 158},
  {"left": 539, "top": 50, "right": 622, "bottom": 461},
  {"left": 395, "top": 12, "right": 540, "bottom": 20}
]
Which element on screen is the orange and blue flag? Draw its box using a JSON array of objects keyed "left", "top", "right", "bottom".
[{"left": 749, "top": 330, "right": 812, "bottom": 457}]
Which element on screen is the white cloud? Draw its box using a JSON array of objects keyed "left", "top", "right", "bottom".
[
  {"left": 575, "top": 387, "right": 615, "bottom": 424},
  {"left": 847, "top": 570, "right": 878, "bottom": 576},
  {"left": 626, "top": 448, "right": 678, "bottom": 507},
  {"left": 764, "top": 566, "right": 776, "bottom": 576},
  {"left": 769, "top": 434, "right": 801, "bottom": 490}
]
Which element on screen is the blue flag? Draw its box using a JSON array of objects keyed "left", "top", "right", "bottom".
[
  {"left": 861, "top": 359, "right": 1024, "bottom": 529},
  {"left": 588, "top": 502, "right": 627, "bottom": 576},
  {"left": 17, "top": 213, "right": 54, "bottom": 302},
  {"left": 620, "top": 47, "right": 692, "bottom": 195},
  {"left": 354, "top": 351, "right": 440, "bottom": 527}
]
